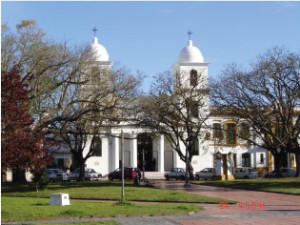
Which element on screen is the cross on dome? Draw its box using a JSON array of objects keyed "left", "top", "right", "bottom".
[
  {"left": 92, "top": 27, "right": 98, "bottom": 37},
  {"left": 187, "top": 31, "right": 192, "bottom": 40}
]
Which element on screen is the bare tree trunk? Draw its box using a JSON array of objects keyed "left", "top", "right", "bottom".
[
  {"left": 187, "top": 161, "right": 194, "bottom": 180},
  {"left": 79, "top": 164, "right": 86, "bottom": 182},
  {"left": 274, "top": 154, "right": 283, "bottom": 177}
]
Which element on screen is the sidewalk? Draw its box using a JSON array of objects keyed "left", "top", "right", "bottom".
[{"left": 151, "top": 180, "right": 300, "bottom": 225}]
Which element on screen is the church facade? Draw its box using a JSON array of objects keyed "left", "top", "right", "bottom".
[{"left": 51, "top": 33, "right": 297, "bottom": 180}]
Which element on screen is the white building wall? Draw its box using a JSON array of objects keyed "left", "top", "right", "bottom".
[
  {"left": 84, "top": 136, "right": 110, "bottom": 175},
  {"left": 193, "top": 148, "right": 212, "bottom": 172}
]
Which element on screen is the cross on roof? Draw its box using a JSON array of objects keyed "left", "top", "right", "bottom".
[
  {"left": 92, "top": 27, "right": 98, "bottom": 37},
  {"left": 187, "top": 31, "right": 192, "bottom": 40}
]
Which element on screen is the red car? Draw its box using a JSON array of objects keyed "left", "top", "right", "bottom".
[{"left": 108, "top": 167, "right": 141, "bottom": 181}]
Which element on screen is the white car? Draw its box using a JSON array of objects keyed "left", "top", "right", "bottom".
[
  {"left": 46, "top": 168, "right": 68, "bottom": 182},
  {"left": 68, "top": 168, "right": 102, "bottom": 181},
  {"left": 195, "top": 168, "right": 216, "bottom": 180},
  {"left": 234, "top": 167, "right": 257, "bottom": 179},
  {"left": 164, "top": 168, "right": 186, "bottom": 180}
]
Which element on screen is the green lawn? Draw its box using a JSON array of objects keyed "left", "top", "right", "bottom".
[
  {"left": 2, "top": 181, "right": 233, "bottom": 222},
  {"left": 193, "top": 178, "right": 300, "bottom": 195},
  {"left": 35, "top": 222, "right": 119, "bottom": 225},
  {"left": 2, "top": 181, "right": 229, "bottom": 203},
  {"left": 2, "top": 196, "right": 200, "bottom": 222}
]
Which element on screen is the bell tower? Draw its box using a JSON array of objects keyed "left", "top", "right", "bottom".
[
  {"left": 173, "top": 32, "right": 209, "bottom": 118},
  {"left": 80, "top": 28, "right": 112, "bottom": 101}
]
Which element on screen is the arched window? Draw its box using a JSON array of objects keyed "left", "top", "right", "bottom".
[
  {"left": 242, "top": 153, "right": 251, "bottom": 167},
  {"left": 260, "top": 153, "right": 264, "bottom": 164},
  {"left": 190, "top": 70, "right": 197, "bottom": 86},
  {"left": 239, "top": 122, "right": 250, "bottom": 140},
  {"left": 91, "top": 67, "right": 100, "bottom": 83},
  {"left": 191, "top": 100, "right": 199, "bottom": 118},
  {"left": 91, "top": 136, "right": 102, "bottom": 157},
  {"left": 226, "top": 121, "right": 237, "bottom": 145},
  {"left": 186, "top": 98, "right": 198, "bottom": 118},
  {"left": 213, "top": 123, "right": 223, "bottom": 140}
]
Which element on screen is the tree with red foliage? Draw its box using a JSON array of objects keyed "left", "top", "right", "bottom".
[{"left": 1, "top": 67, "right": 51, "bottom": 182}]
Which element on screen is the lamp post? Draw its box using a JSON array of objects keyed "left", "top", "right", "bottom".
[
  {"left": 121, "top": 130, "right": 124, "bottom": 203},
  {"left": 184, "top": 138, "right": 191, "bottom": 188},
  {"left": 138, "top": 136, "right": 148, "bottom": 182},
  {"left": 142, "top": 148, "right": 145, "bottom": 181}
]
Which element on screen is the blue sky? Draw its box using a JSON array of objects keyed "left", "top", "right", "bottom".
[{"left": 2, "top": 1, "right": 300, "bottom": 91}]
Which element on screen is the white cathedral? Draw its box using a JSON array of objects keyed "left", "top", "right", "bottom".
[{"left": 52, "top": 33, "right": 297, "bottom": 180}]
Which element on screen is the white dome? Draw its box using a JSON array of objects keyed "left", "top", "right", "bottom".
[
  {"left": 177, "top": 40, "right": 204, "bottom": 63},
  {"left": 89, "top": 37, "right": 109, "bottom": 62}
]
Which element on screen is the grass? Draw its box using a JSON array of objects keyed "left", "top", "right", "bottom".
[
  {"left": 2, "top": 181, "right": 229, "bottom": 203},
  {"left": 2, "top": 181, "right": 230, "bottom": 222},
  {"left": 35, "top": 222, "right": 119, "bottom": 225},
  {"left": 193, "top": 178, "right": 300, "bottom": 195},
  {"left": 2, "top": 196, "right": 201, "bottom": 222}
]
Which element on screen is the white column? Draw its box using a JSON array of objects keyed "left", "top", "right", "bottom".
[
  {"left": 114, "top": 135, "right": 120, "bottom": 169},
  {"left": 227, "top": 154, "right": 233, "bottom": 177},
  {"left": 131, "top": 134, "right": 137, "bottom": 168},
  {"left": 251, "top": 152, "right": 255, "bottom": 168},
  {"left": 101, "top": 136, "right": 109, "bottom": 175},
  {"left": 158, "top": 135, "right": 165, "bottom": 172},
  {"left": 216, "top": 159, "right": 222, "bottom": 177}
]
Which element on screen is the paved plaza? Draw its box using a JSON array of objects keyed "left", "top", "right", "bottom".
[{"left": 152, "top": 180, "right": 300, "bottom": 225}]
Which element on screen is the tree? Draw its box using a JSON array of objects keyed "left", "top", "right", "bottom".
[
  {"left": 1, "top": 21, "right": 92, "bottom": 180},
  {"left": 1, "top": 20, "right": 99, "bottom": 134},
  {"left": 1, "top": 66, "right": 51, "bottom": 182},
  {"left": 53, "top": 65, "right": 142, "bottom": 181},
  {"left": 2, "top": 21, "right": 143, "bottom": 180},
  {"left": 58, "top": 119, "right": 99, "bottom": 181},
  {"left": 142, "top": 70, "right": 209, "bottom": 180},
  {"left": 211, "top": 47, "right": 300, "bottom": 177}
]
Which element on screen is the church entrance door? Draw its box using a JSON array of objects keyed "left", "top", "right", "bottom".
[{"left": 137, "top": 133, "right": 155, "bottom": 171}]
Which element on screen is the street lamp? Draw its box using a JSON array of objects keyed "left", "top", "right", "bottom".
[
  {"left": 138, "top": 137, "right": 149, "bottom": 182},
  {"left": 184, "top": 138, "right": 191, "bottom": 188},
  {"left": 142, "top": 148, "right": 145, "bottom": 181}
]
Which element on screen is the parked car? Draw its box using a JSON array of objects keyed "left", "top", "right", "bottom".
[
  {"left": 68, "top": 168, "right": 102, "bottom": 181},
  {"left": 164, "top": 168, "right": 186, "bottom": 180},
  {"left": 195, "top": 168, "right": 216, "bottom": 180},
  {"left": 234, "top": 167, "right": 258, "bottom": 179},
  {"left": 46, "top": 168, "right": 68, "bottom": 182},
  {"left": 264, "top": 168, "right": 296, "bottom": 178},
  {"left": 108, "top": 167, "right": 141, "bottom": 181}
]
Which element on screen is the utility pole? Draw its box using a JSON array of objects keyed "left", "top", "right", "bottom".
[
  {"left": 184, "top": 138, "right": 190, "bottom": 187},
  {"left": 121, "top": 130, "right": 125, "bottom": 202},
  {"left": 142, "top": 148, "right": 145, "bottom": 181}
]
